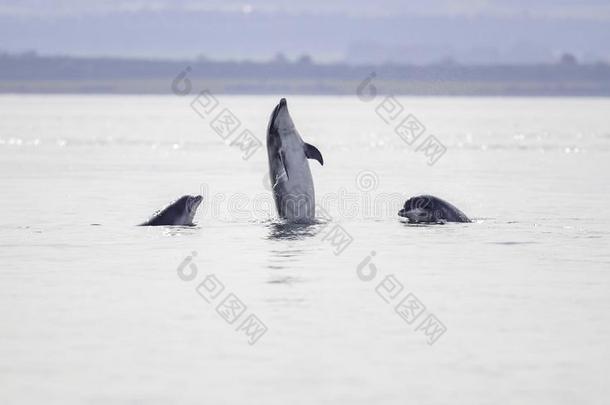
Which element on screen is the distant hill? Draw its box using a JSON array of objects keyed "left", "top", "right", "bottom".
[{"left": 1, "top": 53, "right": 610, "bottom": 96}]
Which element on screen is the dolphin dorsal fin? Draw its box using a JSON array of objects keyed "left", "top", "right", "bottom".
[{"left": 304, "top": 143, "right": 323, "bottom": 165}]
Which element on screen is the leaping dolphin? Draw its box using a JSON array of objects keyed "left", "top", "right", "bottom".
[{"left": 266, "top": 98, "right": 323, "bottom": 223}]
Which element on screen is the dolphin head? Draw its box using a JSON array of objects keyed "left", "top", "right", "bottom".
[
  {"left": 140, "top": 195, "right": 203, "bottom": 227},
  {"left": 398, "top": 195, "right": 438, "bottom": 223},
  {"left": 187, "top": 195, "right": 203, "bottom": 212},
  {"left": 267, "top": 98, "right": 298, "bottom": 144},
  {"left": 399, "top": 195, "right": 470, "bottom": 224},
  {"left": 179, "top": 195, "right": 203, "bottom": 224}
]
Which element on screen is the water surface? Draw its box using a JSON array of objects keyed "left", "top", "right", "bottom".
[{"left": 1, "top": 95, "right": 609, "bottom": 404}]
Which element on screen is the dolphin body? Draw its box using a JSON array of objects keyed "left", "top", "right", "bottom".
[
  {"left": 140, "top": 195, "right": 203, "bottom": 226},
  {"left": 266, "top": 98, "right": 323, "bottom": 223},
  {"left": 398, "top": 195, "right": 470, "bottom": 224}
]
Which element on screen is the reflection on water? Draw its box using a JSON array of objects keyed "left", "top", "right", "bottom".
[
  {"left": 266, "top": 221, "right": 324, "bottom": 273},
  {"left": 267, "top": 246, "right": 308, "bottom": 272},
  {"left": 158, "top": 227, "right": 201, "bottom": 238},
  {"left": 399, "top": 219, "right": 474, "bottom": 229},
  {"left": 266, "top": 275, "right": 300, "bottom": 285},
  {"left": 266, "top": 221, "right": 320, "bottom": 240},
  {"left": 489, "top": 241, "right": 539, "bottom": 245}
]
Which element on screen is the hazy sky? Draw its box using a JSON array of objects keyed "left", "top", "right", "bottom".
[
  {"left": 2, "top": 0, "right": 610, "bottom": 19},
  {"left": 1, "top": 0, "right": 609, "bottom": 63}
]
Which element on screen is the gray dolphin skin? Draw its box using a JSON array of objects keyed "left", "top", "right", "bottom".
[
  {"left": 140, "top": 195, "right": 203, "bottom": 226},
  {"left": 398, "top": 195, "right": 470, "bottom": 224},
  {"left": 267, "top": 98, "right": 324, "bottom": 223}
]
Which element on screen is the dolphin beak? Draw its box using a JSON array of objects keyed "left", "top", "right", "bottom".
[
  {"left": 270, "top": 98, "right": 288, "bottom": 129},
  {"left": 398, "top": 208, "right": 418, "bottom": 221},
  {"left": 400, "top": 208, "right": 429, "bottom": 223}
]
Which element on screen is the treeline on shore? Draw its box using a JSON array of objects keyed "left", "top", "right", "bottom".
[{"left": 1, "top": 52, "right": 609, "bottom": 95}]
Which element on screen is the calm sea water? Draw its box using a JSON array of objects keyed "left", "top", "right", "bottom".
[{"left": 1, "top": 95, "right": 609, "bottom": 404}]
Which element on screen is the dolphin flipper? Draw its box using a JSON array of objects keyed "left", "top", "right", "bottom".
[
  {"left": 279, "top": 150, "right": 289, "bottom": 181},
  {"left": 304, "top": 143, "right": 324, "bottom": 165}
]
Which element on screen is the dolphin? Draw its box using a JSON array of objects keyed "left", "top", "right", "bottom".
[
  {"left": 140, "top": 195, "right": 203, "bottom": 226},
  {"left": 398, "top": 195, "right": 470, "bottom": 224},
  {"left": 266, "top": 98, "right": 323, "bottom": 223}
]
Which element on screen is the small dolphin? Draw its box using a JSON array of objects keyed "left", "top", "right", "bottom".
[
  {"left": 267, "top": 98, "right": 323, "bottom": 223},
  {"left": 398, "top": 195, "right": 470, "bottom": 224},
  {"left": 140, "top": 195, "right": 203, "bottom": 226}
]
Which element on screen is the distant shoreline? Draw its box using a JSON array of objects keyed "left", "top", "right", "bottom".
[
  {"left": 2, "top": 53, "right": 610, "bottom": 96},
  {"left": 1, "top": 79, "right": 609, "bottom": 97}
]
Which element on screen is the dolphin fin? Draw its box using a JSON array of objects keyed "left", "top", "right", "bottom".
[
  {"left": 304, "top": 143, "right": 324, "bottom": 165},
  {"left": 279, "top": 150, "right": 289, "bottom": 181}
]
